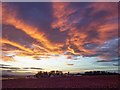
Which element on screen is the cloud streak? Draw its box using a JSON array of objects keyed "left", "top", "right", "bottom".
[
  {"left": 52, "top": 2, "right": 118, "bottom": 60},
  {"left": 2, "top": 38, "right": 33, "bottom": 53},
  {"left": 2, "top": 3, "right": 63, "bottom": 53},
  {"left": 1, "top": 2, "right": 118, "bottom": 66}
]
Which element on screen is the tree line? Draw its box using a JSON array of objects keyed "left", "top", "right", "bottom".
[
  {"left": 34, "top": 70, "right": 119, "bottom": 78},
  {"left": 35, "top": 70, "right": 68, "bottom": 78}
]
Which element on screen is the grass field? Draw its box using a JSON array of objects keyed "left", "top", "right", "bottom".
[{"left": 2, "top": 75, "right": 119, "bottom": 88}]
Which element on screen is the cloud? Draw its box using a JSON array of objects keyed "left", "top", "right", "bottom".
[
  {"left": 23, "top": 67, "right": 43, "bottom": 70},
  {"left": 1, "top": 66, "right": 43, "bottom": 76},
  {"left": 2, "top": 3, "right": 63, "bottom": 53},
  {"left": 2, "top": 38, "right": 33, "bottom": 53},
  {"left": 113, "top": 64, "right": 119, "bottom": 66},
  {"left": 1, "top": 56, "right": 14, "bottom": 61},
  {"left": 0, "top": 66, "right": 21, "bottom": 70},
  {"left": 0, "top": 64, "right": 11, "bottom": 66},
  {"left": 2, "top": 24, "right": 35, "bottom": 46},
  {"left": 52, "top": 2, "right": 118, "bottom": 60},
  {"left": 32, "top": 43, "right": 50, "bottom": 53},
  {"left": 95, "top": 38, "right": 118, "bottom": 59},
  {"left": 1, "top": 2, "right": 118, "bottom": 63},
  {"left": 97, "top": 59, "right": 119, "bottom": 62},
  {"left": 67, "top": 63, "right": 74, "bottom": 66}
]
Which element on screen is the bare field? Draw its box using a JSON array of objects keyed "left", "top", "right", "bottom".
[{"left": 2, "top": 75, "right": 119, "bottom": 88}]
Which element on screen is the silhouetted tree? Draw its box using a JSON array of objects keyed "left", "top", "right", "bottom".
[
  {"left": 35, "top": 70, "right": 64, "bottom": 78},
  {"left": 35, "top": 71, "right": 43, "bottom": 78},
  {"left": 84, "top": 71, "right": 119, "bottom": 75}
]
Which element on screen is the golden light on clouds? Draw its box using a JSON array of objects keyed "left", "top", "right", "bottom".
[
  {"left": 2, "top": 4, "right": 63, "bottom": 54},
  {"left": 2, "top": 38, "right": 33, "bottom": 53},
  {"left": 1, "top": 2, "right": 118, "bottom": 67}
]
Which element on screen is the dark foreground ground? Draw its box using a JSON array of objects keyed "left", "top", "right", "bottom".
[{"left": 2, "top": 75, "right": 119, "bottom": 88}]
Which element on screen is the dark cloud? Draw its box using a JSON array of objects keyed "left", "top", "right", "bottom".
[
  {"left": 97, "top": 59, "right": 119, "bottom": 62},
  {"left": 67, "top": 64, "right": 74, "bottom": 66},
  {"left": 0, "top": 66, "right": 21, "bottom": 70},
  {"left": 2, "top": 24, "right": 35, "bottom": 47},
  {"left": 47, "top": 28, "right": 68, "bottom": 43},
  {"left": 23, "top": 67, "right": 43, "bottom": 70},
  {"left": 83, "top": 43, "right": 98, "bottom": 50},
  {"left": 95, "top": 38, "right": 118, "bottom": 59},
  {"left": 0, "top": 64, "right": 11, "bottom": 66},
  {"left": 2, "top": 2, "right": 118, "bottom": 64},
  {"left": 113, "top": 64, "right": 119, "bottom": 66}
]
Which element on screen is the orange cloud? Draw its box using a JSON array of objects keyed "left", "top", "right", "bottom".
[
  {"left": 2, "top": 2, "right": 118, "bottom": 61},
  {"left": 52, "top": 3, "right": 95, "bottom": 55},
  {"left": 98, "top": 23, "right": 118, "bottom": 41},
  {"left": 52, "top": 2, "right": 118, "bottom": 59},
  {"left": 2, "top": 3, "right": 63, "bottom": 53},
  {"left": 32, "top": 43, "right": 50, "bottom": 53},
  {"left": 52, "top": 2, "right": 76, "bottom": 32},
  {"left": 1, "top": 38, "right": 33, "bottom": 53},
  {"left": 2, "top": 56, "right": 14, "bottom": 61},
  {"left": 90, "top": 2, "right": 118, "bottom": 20}
]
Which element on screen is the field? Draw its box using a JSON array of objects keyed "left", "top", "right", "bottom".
[{"left": 2, "top": 75, "right": 119, "bottom": 88}]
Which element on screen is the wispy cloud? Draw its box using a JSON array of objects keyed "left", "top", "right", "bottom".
[
  {"left": 2, "top": 38, "right": 33, "bottom": 53},
  {"left": 1, "top": 2, "right": 118, "bottom": 74},
  {"left": 52, "top": 2, "right": 118, "bottom": 60},
  {"left": 2, "top": 3, "right": 63, "bottom": 53}
]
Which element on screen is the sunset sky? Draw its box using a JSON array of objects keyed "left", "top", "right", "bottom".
[{"left": 1, "top": 2, "right": 119, "bottom": 75}]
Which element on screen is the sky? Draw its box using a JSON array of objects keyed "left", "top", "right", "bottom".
[{"left": 0, "top": 2, "right": 119, "bottom": 75}]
